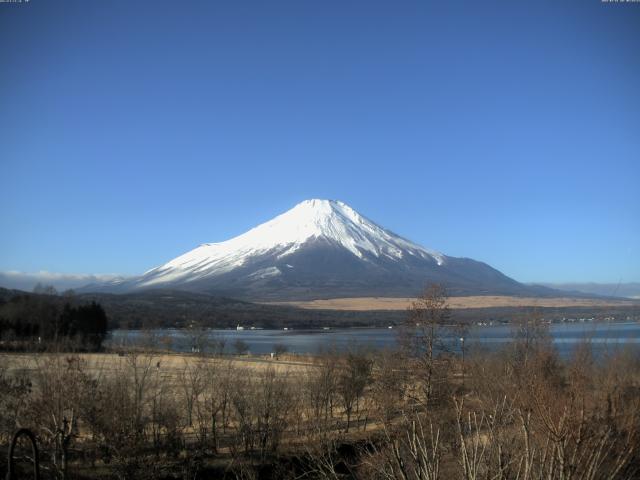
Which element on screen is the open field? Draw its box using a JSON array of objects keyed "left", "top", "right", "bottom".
[
  {"left": 268, "top": 295, "right": 640, "bottom": 311},
  {"left": 0, "top": 351, "right": 313, "bottom": 378}
]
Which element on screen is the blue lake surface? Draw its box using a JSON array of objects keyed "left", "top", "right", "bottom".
[{"left": 108, "top": 321, "right": 640, "bottom": 358}]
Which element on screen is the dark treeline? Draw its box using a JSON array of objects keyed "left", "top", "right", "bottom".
[
  {"left": 0, "top": 290, "right": 108, "bottom": 350},
  {"left": 89, "top": 291, "right": 640, "bottom": 330},
  {"left": 77, "top": 289, "right": 405, "bottom": 330},
  {"left": 1, "top": 287, "right": 638, "bottom": 332}
]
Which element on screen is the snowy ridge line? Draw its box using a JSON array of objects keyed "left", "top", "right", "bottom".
[{"left": 137, "top": 199, "right": 445, "bottom": 287}]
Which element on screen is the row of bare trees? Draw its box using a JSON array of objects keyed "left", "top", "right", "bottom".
[
  {"left": 0, "top": 285, "right": 638, "bottom": 479},
  {"left": 0, "top": 345, "right": 378, "bottom": 479},
  {"left": 361, "top": 287, "right": 640, "bottom": 480}
]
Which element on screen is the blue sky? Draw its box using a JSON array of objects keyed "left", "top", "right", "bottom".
[{"left": 1, "top": 0, "right": 638, "bottom": 284}]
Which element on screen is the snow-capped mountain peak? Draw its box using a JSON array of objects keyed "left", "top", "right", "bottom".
[
  {"left": 138, "top": 199, "right": 444, "bottom": 288},
  {"left": 207, "top": 198, "right": 444, "bottom": 262},
  {"left": 87, "top": 199, "right": 535, "bottom": 300}
]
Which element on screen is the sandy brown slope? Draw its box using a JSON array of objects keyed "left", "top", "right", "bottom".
[{"left": 266, "top": 296, "right": 640, "bottom": 311}]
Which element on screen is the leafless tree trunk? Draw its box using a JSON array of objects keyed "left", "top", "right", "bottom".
[{"left": 401, "top": 284, "right": 450, "bottom": 407}]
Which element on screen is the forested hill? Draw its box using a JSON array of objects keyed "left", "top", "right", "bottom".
[
  {"left": 0, "top": 287, "right": 404, "bottom": 330},
  {"left": 73, "top": 289, "right": 405, "bottom": 329},
  {"left": 2, "top": 287, "right": 638, "bottom": 333}
]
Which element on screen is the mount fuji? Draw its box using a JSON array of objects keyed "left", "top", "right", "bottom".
[{"left": 86, "top": 199, "right": 553, "bottom": 300}]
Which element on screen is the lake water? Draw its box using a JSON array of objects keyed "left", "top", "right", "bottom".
[{"left": 108, "top": 321, "right": 640, "bottom": 358}]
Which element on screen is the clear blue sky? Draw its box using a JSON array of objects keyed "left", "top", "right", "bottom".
[{"left": 1, "top": 0, "right": 638, "bottom": 284}]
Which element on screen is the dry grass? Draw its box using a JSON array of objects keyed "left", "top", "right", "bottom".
[
  {"left": 0, "top": 352, "right": 312, "bottom": 379},
  {"left": 266, "top": 295, "right": 639, "bottom": 311}
]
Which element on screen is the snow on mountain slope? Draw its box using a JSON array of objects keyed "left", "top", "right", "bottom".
[
  {"left": 86, "top": 199, "right": 545, "bottom": 300},
  {"left": 137, "top": 199, "right": 444, "bottom": 288}
]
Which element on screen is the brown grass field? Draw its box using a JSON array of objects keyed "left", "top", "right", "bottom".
[
  {"left": 267, "top": 295, "right": 640, "bottom": 311},
  {"left": 0, "top": 352, "right": 313, "bottom": 379}
]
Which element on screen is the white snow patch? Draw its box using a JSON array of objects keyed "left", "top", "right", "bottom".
[
  {"left": 136, "top": 199, "right": 445, "bottom": 286},
  {"left": 247, "top": 267, "right": 281, "bottom": 280}
]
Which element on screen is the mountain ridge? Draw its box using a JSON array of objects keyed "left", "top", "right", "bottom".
[{"left": 81, "top": 199, "right": 565, "bottom": 300}]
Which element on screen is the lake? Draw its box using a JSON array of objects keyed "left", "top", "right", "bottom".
[{"left": 107, "top": 321, "right": 640, "bottom": 358}]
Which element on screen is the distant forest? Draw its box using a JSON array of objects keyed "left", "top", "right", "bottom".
[
  {"left": 71, "top": 289, "right": 640, "bottom": 330},
  {"left": 0, "top": 288, "right": 108, "bottom": 350},
  {"left": 1, "top": 287, "right": 638, "bottom": 338}
]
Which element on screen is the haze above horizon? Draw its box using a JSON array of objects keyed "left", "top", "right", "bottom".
[{"left": 1, "top": 1, "right": 638, "bottom": 284}]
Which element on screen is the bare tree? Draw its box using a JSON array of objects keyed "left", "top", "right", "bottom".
[
  {"left": 254, "top": 366, "right": 294, "bottom": 459},
  {"left": 149, "top": 362, "right": 182, "bottom": 456},
  {"left": 510, "top": 309, "right": 552, "bottom": 377},
  {"left": 196, "top": 358, "right": 235, "bottom": 452},
  {"left": 337, "top": 348, "right": 372, "bottom": 433},
  {"left": 365, "top": 413, "right": 442, "bottom": 480},
  {"left": 273, "top": 343, "right": 288, "bottom": 359},
  {"left": 27, "top": 355, "right": 86, "bottom": 479},
  {"left": 209, "top": 332, "right": 227, "bottom": 356},
  {"left": 234, "top": 339, "right": 250, "bottom": 356},
  {"left": 401, "top": 284, "right": 450, "bottom": 406},
  {"left": 305, "top": 349, "right": 338, "bottom": 435},
  {"left": 371, "top": 348, "right": 407, "bottom": 426},
  {"left": 178, "top": 358, "right": 205, "bottom": 427},
  {"left": 229, "top": 367, "right": 256, "bottom": 455},
  {"left": 187, "top": 324, "right": 210, "bottom": 354},
  {"left": 125, "top": 352, "right": 156, "bottom": 439},
  {"left": 0, "top": 367, "right": 31, "bottom": 445}
]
